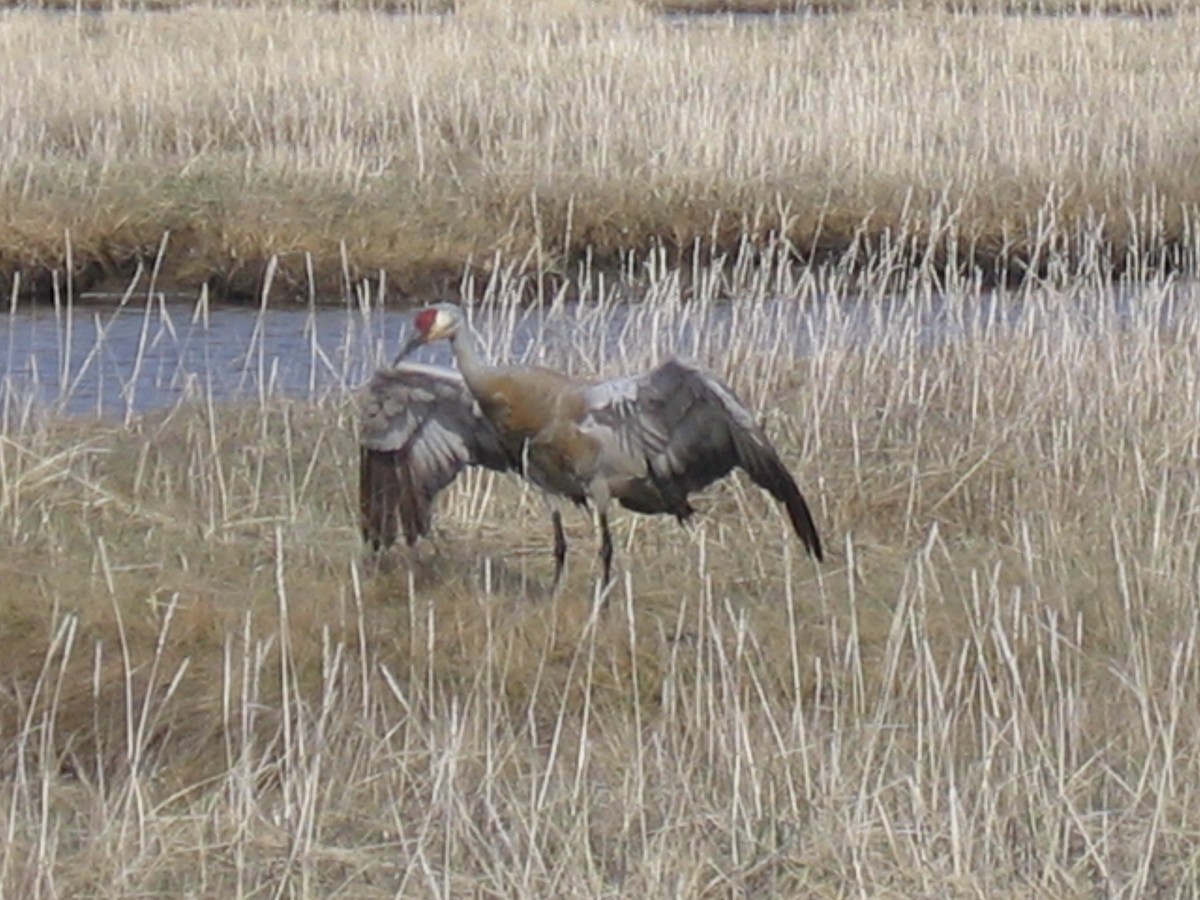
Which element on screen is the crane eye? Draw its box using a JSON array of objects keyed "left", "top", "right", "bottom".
[{"left": 414, "top": 308, "right": 439, "bottom": 335}]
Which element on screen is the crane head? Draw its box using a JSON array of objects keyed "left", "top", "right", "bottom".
[{"left": 394, "top": 302, "right": 463, "bottom": 362}]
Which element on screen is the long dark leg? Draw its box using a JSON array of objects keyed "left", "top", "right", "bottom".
[
  {"left": 598, "top": 511, "right": 613, "bottom": 587},
  {"left": 551, "top": 510, "right": 567, "bottom": 587}
]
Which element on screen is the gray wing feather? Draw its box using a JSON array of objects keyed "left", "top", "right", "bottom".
[
  {"left": 583, "top": 358, "right": 823, "bottom": 561},
  {"left": 359, "top": 363, "right": 513, "bottom": 549}
]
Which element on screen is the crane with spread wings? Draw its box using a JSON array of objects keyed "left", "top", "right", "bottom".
[{"left": 359, "top": 303, "right": 823, "bottom": 585}]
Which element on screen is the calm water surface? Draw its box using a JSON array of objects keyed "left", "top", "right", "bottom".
[{"left": 0, "top": 282, "right": 1185, "bottom": 420}]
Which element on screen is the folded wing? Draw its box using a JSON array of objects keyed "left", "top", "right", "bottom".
[{"left": 359, "top": 363, "right": 514, "bottom": 549}]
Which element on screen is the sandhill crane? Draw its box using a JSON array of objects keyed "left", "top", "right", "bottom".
[{"left": 360, "top": 302, "right": 823, "bottom": 585}]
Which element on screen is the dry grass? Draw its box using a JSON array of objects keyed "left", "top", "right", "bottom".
[
  {"left": 2, "top": 5, "right": 1200, "bottom": 299},
  {"left": 651, "top": 0, "right": 1184, "bottom": 14},
  {"left": 16, "top": 0, "right": 1192, "bottom": 16},
  {"left": 3, "top": 245, "right": 1200, "bottom": 894}
]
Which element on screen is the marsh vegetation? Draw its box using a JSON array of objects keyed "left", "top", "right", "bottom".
[
  {"left": 4, "top": 247, "right": 1200, "bottom": 893},
  {"left": 4, "top": 0, "right": 1200, "bottom": 895}
]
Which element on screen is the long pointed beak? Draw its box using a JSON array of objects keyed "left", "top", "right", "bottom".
[{"left": 392, "top": 330, "right": 425, "bottom": 365}]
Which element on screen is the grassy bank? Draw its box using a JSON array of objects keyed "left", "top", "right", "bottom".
[
  {"left": 3, "top": 256, "right": 1200, "bottom": 893},
  {"left": 3, "top": 5, "right": 1200, "bottom": 301}
]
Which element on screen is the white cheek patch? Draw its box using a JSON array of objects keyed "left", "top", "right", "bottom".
[{"left": 433, "top": 311, "right": 447, "bottom": 335}]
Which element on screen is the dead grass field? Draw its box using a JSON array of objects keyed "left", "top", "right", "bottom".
[
  {"left": 15, "top": 0, "right": 1191, "bottom": 17},
  {"left": 3, "top": 250, "right": 1200, "bottom": 894},
  {"left": 2, "top": 4, "right": 1200, "bottom": 300}
]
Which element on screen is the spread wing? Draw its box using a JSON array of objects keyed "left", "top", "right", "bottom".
[
  {"left": 359, "top": 362, "right": 515, "bottom": 550},
  {"left": 581, "top": 358, "right": 823, "bottom": 561}
]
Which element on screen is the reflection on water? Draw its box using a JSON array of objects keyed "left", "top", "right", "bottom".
[{"left": 0, "top": 279, "right": 1189, "bottom": 421}]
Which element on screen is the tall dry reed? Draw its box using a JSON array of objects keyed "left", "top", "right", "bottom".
[{"left": 2, "top": 235, "right": 1200, "bottom": 892}]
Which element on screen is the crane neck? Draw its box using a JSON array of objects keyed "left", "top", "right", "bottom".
[{"left": 449, "top": 324, "right": 493, "bottom": 392}]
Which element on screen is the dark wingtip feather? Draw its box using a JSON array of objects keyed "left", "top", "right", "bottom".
[
  {"left": 395, "top": 453, "right": 430, "bottom": 547},
  {"left": 741, "top": 448, "right": 823, "bottom": 562},
  {"left": 781, "top": 481, "right": 823, "bottom": 562},
  {"left": 360, "top": 446, "right": 434, "bottom": 551},
  {"left": 360, "top": 447, "right": 397, "bottom": 550}
]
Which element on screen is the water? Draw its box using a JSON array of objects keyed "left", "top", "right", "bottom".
[
  {"left": 0, "top": 295, "right": 632, "bottom": 420},
  {"left": 0, "top": 293, "right": 869, "bottom": 419},
  {"left": 0, "top": 299, "right": 386, "bottom": 421},
  {"left": 0, "top": 278, "right": 1188, "bottom": 422}
]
